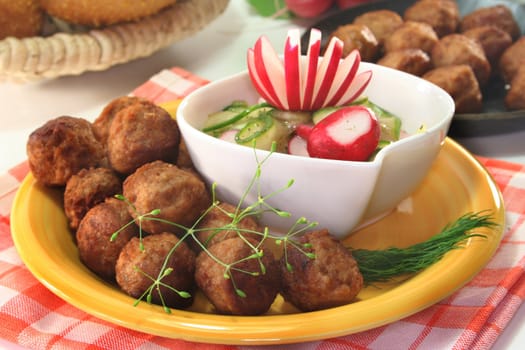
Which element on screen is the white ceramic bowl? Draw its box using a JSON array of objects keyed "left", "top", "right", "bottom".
[{"left": 177, "top": 63, "right": 454, "bottom": 239}]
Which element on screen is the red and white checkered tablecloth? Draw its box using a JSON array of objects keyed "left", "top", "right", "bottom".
[{"left": 1, "top": 67, "right": 525, "bottom": 350}]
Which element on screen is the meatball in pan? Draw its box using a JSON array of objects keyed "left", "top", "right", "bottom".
[
  {"left": 377, "top": 49, "right": 432, "bottom": 77},
  {"left": 462, "top": 26, "right": 513, "bottom": 69},
  {"left": 329, "top": 23, "right": 379, "bottom": 61},
  {"left": 423, "top": 64, "right": 482, "bottom": 114},
  {"left": 383, "top": 21, "right": 438, "bottom": 54},
  {"left": 116, "top": 232, "right": 196, "bottom": 310},
  {"left": 505, "top": 65, "right": 525, "bottom": 111},
  {"left": 431, "top": 34, "right": 491, "bottom": 87},
  {"left": 280, "top": 229, "right": 363, "bottom": 312},
  {"left": 76, "top": 197, "right": 139, "bottom": 281},
  {"left": 352, "top": 9, "right": 403, "bottom": 48},
  {"left": 26, "top": 116, "right": 107, "bottom": 186},
  {"left": 460, "top": 4, "right": 521, "bottom": 41},
  {"left": 64, "top": 167, "right": 122, "bottom": 231},
  {"left": 123, "top": 160, "right": 210, "bottom": 235},
  {"left": 403, "top": 0, "right": 460, "bottom": 37},
  {"left": 499, "top": 37, "right": 525, "bottom": 84}
]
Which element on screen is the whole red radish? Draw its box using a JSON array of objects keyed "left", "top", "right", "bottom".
[
  {"left": 306, "top": 106, "right": 380, "bottom": 161},
  {"left": 336, "top": 0, "right": 371, "bottom": 9},
  {"left": 285, "top": 0, "right": 335, "bottom": 18}
]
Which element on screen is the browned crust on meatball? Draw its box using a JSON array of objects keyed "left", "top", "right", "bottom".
[
  {"left": 329, "top": 23, "right": 379, "bottom": 61},
  {"left": 423, "top": 64, "right": 482, "bottom": 114},
  {"left": 462, "top": 25, "right": 513, "bottom": 69},
  {"left": 0, "top": 0, "right": 44, "bottom": 39},
  {"left": 107, "top": 102, "right": 180, "bottom": 175},
  {"left": 352, "top": 9, "right": 404, "bottom": 47},
  {"left": 505, "top": 65, "right": 525, "bottom": 111},
  {"left": 431, "top": 33, "right": 491, "bottom": 86},
  {"left": 460, "top": 4, "right": 521, "bottom": 41},
  {"left": 76, "top": 197, "right": 138, "bottom": 280},
  {"left": 39, "top": 0, "right": 177, "bottom": 27},
  {"left": 499, "top": 37, "right": 525, "bottom": 84},
  {"left": 195, "top": 237, "right": 279, "bottom": 315},
  {"left": 115, "top": 232, "right": 196, "bottom": 309},
  {"left": 377, "top": 49, "right": 432, "bottom": 76},
  {"left": 383, "top": 21, "right": 439, "bottom": 54},
  {"left": 26, "top": 116, "right": 107, "bottom": 186},
  {"left": 123, "top": 160, "right": 210, "bottom": 235},
  {"left": 280, "top": 229, "right": 363, "bottom": 312},
  {"left": 64, "top": 167, "right": 122, "bottom": 231},
  {"left": 192, "top": 202, "right": 262, "bottom": 251},
  {"left": 403, "top": 0, "right": 460, "bottom": 37},
  {"left": 92, "top": 96, "right": 151, "bottom": 145}
]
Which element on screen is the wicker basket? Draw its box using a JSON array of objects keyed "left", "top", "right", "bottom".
[{"left": 0, "top": 0, "right": 229, "bottom": 82}]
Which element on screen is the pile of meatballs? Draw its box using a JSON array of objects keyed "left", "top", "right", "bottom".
[
  {"left": 329, "top": 0, "right": 525, "bottom": 113},
  {"left": 25, "top": 96, "right": 364, "bottom": 316}
]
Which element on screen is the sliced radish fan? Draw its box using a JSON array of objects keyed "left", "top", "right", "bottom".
[{"left": 247, "top": 28, "right": 372, "bottom": 111}]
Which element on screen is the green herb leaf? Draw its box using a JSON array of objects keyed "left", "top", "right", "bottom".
[{"left": 351, "top": 211, "right": 497, "bottom": 284}]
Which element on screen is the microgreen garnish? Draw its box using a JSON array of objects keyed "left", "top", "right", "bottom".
[{"left": 111, "top": 146, "right": 498, "bottom": 313}]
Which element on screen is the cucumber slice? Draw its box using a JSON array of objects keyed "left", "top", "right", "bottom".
[
  {"left": 202, "top": 102, "right": 270, "bottom": 133},
  {"left": 235, "top": 112, "right": 289, "bottom": 151},
  {"left": 352, "top": 97, "right": 402, "bottom": 142},
  {"left": 312, "top": 106, "right": 341, "bottom": 124}
]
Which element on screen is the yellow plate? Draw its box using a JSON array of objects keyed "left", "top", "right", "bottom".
[{"left": 10, "top": 138, "right": 505, "bottom": 345}]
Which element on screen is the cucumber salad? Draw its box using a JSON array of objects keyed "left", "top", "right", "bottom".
[
  {"left": 201, "top": 28, "right": 410, "bottom": 162},
  {"left": 203, "top": 97, "right": 403, "bottom": 162}
]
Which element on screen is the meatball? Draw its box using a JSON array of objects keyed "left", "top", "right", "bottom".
[
  {"left": 193, "top": 202, "right": 263, "bottom": 251},
  {"left": 122, "top": 160, "right": 210, "bottom": 235},
  {"left": 92, "top": 96, "right": 150, "bottom": 145},
  {"left": 107, "top": 101, "right": 180, "bottom": 175},
  {"left": 115, "top": 232, "right": 196, "bottom": 309},
  {"left": 76, "top": 197, "right": 139, "bottom": 280},
  {"left": 431, "top": 34, "right": 491, "bottom": 86},
  {"left": 26, "top": 116, "right": 107, "bottom": 186},
  {"left": 505, "top": 65, "right": 525, "bottom": 111},
  {"left": 195, "top": 237, "right": 280, "bottom": 315},
  {"left": 0, "top": 0, "right": 44, "bottom": 39},
  {"left": 383, "top": 21, "right": 439, "bottom": 54},
  {"left": 460, "top": 5, "right": 521, "bottom": 41},
  {"left": 352, "top": 9, "right": 403, "bottom": 47},
  {"left": 462, "top": 25, "right": 513, "bottom": 69},
  {"left": 423, "top": 64, "right": 482, "bottom": 114},
  {"left": 403, "top": 0, "right": 460, "bottom": 37},
  {"left": 499, "top": 37, "right": 525, "bottom": 83},
  {"left": 64, "top": 167, "right": 122, "bottom": 231},
  {"left": 377, "top": 49, "right": 432, "bottom": 76},
  {"left": 280, "top": 230, "right": 363, "bottom": 312},
  {"left": 329, "top": 23, "right": 379, "bottom": 61}
]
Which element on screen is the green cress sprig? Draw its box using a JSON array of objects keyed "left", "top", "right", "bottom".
[{"left": 112, "top": 142, "right": 498, "bottom": 313}]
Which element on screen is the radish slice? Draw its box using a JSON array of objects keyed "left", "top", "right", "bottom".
[
  {"left": 295, "top": 123, "right": 314, "bottom": 140},
  {"left": 325, "top": 50, "right": 360, "bottom": 107},
  {"left": 284, "top": 29, "right": 302, "bottom": 111},
  {"left": 247, "top": 29, "right": 372, "bottom": 112},
  {"left": 311, "top": 37, "right": 344, "bottom": 110},
  {"left": 288, "top": 134, "right": 310, "bottom": 157},
  {"left": 301, "top": 28, "right": 321, "bottom": 110},
  {"left": 219, "top": 129, "right": 239, "bottom": 143},
  {"left": 306, "top": 106, "right": 380, "bottom": 161}
]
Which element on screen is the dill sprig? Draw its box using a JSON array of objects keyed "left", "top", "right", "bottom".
[{"left": 350, "top": 211, "right": 498, "bottom": 284}]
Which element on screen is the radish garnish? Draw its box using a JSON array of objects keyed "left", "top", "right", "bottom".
[
  {"left": 247, "top": 28, "right": 372, "bottom": 112},
  {"left": 306, "top": 106, "right": 380, "bottom": 161},
  {"left": 288, "top": 134, "right": 310, "bottom": 157},
  {"left": 284, "top": 29, "right": 302, "bottom": 111}
]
